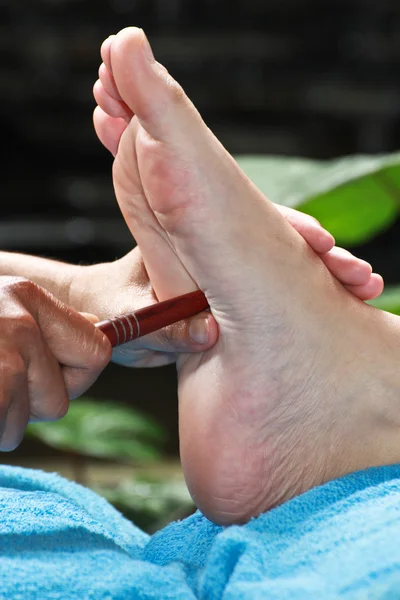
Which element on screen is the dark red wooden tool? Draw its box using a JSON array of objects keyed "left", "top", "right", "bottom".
[{"left": 95, "top": 290, "right": 209, "bottom": 347}]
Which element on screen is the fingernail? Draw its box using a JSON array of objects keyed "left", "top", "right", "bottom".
[
  {"left": 189, "top": 315, "right": 209, "bottom": 346},
  {"left": 141, "top": 30, "right": 155, "bottom": 63}
]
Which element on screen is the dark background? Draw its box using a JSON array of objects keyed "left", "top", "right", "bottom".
[{"left": 1, "top": 0, "right": 400, "bottom": 458}]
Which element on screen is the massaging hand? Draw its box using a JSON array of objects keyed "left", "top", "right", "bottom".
[
  {"left": 69, "top": 247, "right": 217, "bottom": 367},
  {"left": 0, "top": 276, "right": 111, "bottom": 451}
]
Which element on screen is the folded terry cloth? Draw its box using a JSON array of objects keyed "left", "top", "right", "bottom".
[{"left": 1, "top": 463, "right": 400, "bottom": 599}]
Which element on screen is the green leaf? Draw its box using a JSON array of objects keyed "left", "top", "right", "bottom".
[
  {"left": 368, "top": 286, "right": 400, "bottom": 316},
  {"left": 94, "top": 477, "right": 192, "bottom": 511},
  {"left": 26, "top": 398, "right": 166, "bottom": 463},
  {"left": 237, "top": 153, "right": 400, "bottom": 246},
  {"left": 92, "top": 475, "right": 194, "bottom": 527}
]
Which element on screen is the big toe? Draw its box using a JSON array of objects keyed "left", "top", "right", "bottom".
[{"left": 110, "top": 27, "right": 201, "bottom": 141}]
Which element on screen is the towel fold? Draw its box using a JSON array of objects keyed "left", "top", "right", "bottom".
[{"left": 1, "top": 463, "right": 400, "bottom": 599}]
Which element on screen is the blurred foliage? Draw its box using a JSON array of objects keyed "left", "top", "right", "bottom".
[
  {"left": 238, "top": 152, "right": 400, "bottom": 315},
  {"left": 25, "top": 399, "right": 195, "bottom": 531},
  {"left": 93, "top": 477, "right": 194, "bottom": 534},
  {"left": 238, "top": 153, "right": 400, "bottom": 246},
  {"left": 26, "top": 399, "right": 165, "bottom": 462},
  {"left": 368, "top": 286, "right": 400, "bottom": 315},
  {"left": 25, "top": 152, "right": 400, "bottom": 530}
]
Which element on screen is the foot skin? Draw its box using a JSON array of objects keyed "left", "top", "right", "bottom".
[
  {"left": 93, "top": 28, "right": 400, "bottom": 525},
  {"left": 93, "top": 38, "right": 382, "bottom": 303}
]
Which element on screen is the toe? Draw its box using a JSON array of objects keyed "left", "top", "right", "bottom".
[
  {"left": 276, "top": 205, "right": 335, "bottom": 254},
  {"left": 93, "top": 106, "right": 127, "bottom": 156},
  {"left": 321, "top": 247, "right": 372, "bottom": 286},
  {"left": 100, "top": 30, "right": 202, "bottom": 302},
  {"left": 93, "top": 79, "right": 132, "bottom": 120},
  {"left": 101, "top": 35, "right": 115, "bottom": 72},
  {"left": 110, "top": 27, "right": 200, "bottom": 141},
  {"left": 99, "top": 62, "right": 123, "bottom": 102},
  {"left": 346, "top": 273, "right": 384, "bottom": 301}
]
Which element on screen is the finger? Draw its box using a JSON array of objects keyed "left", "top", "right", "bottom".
[
  {"left": 110, "top": 311, "right": 218, "bottom": 368},
  {"left": 275, "top": 205, "right": 335, "bottom": 254},
  {"left": 0, "top": 297, "right": 70, "bottom": 426},
  {"left": 152, "top": 311, "right": 218, "bottom": 351},
  {"left": 321, "top": 247, "right": 372, "bottom": 286},
  {"left": 13, "top": 280, "right": 112, "bottom": 400},
  {"left": 97, "top": 250, "right": 219, "bottom": 367},
  {"left": 25, "top": 335, "right": 70, "bottom": 421},
  {"left": 0, "top": 356, "right": 29, "bottom": 451},
  {"left": 0, "top": 387, "right": 30, "bottom": 452},
  {"left": 345, "top": 273, "right": 384, "bottom": 301},
  {"left": 137, "top": 311, "right": 218, "bottom": 350}
]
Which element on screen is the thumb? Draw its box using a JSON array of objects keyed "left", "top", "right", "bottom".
[
  {"left": 16, "top": 282, "right": 112, "bottom": 399},
  {"left": 133, "top": 310, "right": 219, "bottom": 353}
]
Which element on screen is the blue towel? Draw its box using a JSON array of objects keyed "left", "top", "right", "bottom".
[{"left": 1, "top": 464, "right": 400, "bottom": 599}]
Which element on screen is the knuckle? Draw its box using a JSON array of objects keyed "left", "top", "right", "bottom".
[
  {"left": 10, "top": 313, "right": 40, "bottom": 343},
  {"left": 89, "top": 334, "right": 113, "bottom": 370},
  {"left": 2, "top": 276, "right": 38, "bottom": 298},
  {"left": 0, "top": 278, "right": 42, "bottom": 341},
  {"left": 0, "top": 354, "right": 26, "bottom": 384},
  {"left": 156, "top": 321, "right": 187, "bottom": 351}
]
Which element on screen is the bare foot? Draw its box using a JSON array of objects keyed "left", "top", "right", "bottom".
[
  {"left": 93, "top": 34, "right": 383, "bottom": 304},
  {"left": 93, "top": 28, "right": 399, "bottom": 525}
]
